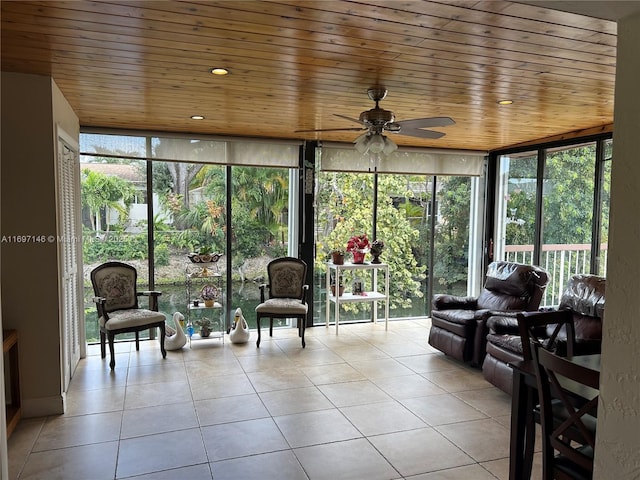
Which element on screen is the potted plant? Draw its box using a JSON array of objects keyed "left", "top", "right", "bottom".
[
  {"left": 194, "top": 317, "right": 217, "bottom": 337},
  {"left": 347, "top": 234, "right": 371, "bottom": 264},
  {"left": 330, "top": 272, "right": 345, "bottom": 297},
  {"left": 331, "top": 249, "right": 345, "bottom": 265},
  {"left": 323, "top": 238, "right": 346, "bottom": 265},
  {"left": 200, "top": 284, "right": 219, "bottom": 307}
]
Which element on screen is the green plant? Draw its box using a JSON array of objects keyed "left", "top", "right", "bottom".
[
  {"left": 194, "top": 316, "right": 219, "bottom": 337},
  {"left": 194, "top": 317, "right": 217, "bottom": 329},
  {"left": 346, "top": 234, "right": 371, "bottom": 253}
]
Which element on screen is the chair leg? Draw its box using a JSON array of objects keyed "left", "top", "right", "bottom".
[
  {"left": 256, "top": 316, "right": 262, "bottom": 347},
  {"left": 159, "top": 323, "right": 167, "bottom": 358},
  {"left": 269, "top": 319, "right": 273, "bottom": 337},
  {"left": 100, "top": 331, "right": 107, "bottom": 359},
  {"left": 108, "top": 332, "right": 116, "bottom": 370},
  {"left": 300, "top": 317, "right": 306, "bottom": 348},
  {"left": 135, "top": 331, "right": 140, "bottom": 351}
]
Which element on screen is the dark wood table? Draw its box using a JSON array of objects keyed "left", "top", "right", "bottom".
[{"left": 508, "top": 353, "right": 600, "bottom": 480}]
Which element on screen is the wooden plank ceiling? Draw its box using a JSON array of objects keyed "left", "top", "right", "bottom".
[{"left": 1, "top": 0, "right": 618, "bottom": 151}]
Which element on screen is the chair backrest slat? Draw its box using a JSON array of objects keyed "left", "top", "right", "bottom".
[
  {"left": 517, "top": 309, "right": 576, "bottom": 361},
  {"left": 532, "top": 344, "right": 599, "bottom": 476}
]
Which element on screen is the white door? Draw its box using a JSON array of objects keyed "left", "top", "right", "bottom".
[{"left": 57, "top": 129, "right": 83, "bottom": 390}]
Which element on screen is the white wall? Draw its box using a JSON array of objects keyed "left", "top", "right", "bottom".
[
  {"left": 0, "top": 73, "right": 79, "bottom": 419},
  {"left": 593, "top": 11, "right": 640, "bottom": 478}
]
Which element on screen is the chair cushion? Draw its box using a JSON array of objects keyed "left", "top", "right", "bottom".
[
  {"left": 255, "top": 298, "right": 308, "bottom": 315},
  {"left": 101, "top": 309, "right": 165, "bottom": 330}
]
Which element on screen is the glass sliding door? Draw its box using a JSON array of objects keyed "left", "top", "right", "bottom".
[
  {"left": 230, "top": 166, "right": 290, "bottom": 329},
  {"left": 494, "top": 137, "right": 611, "bottom": 307},
  {"left": 314, "top": 171, "right": 375, "bottom": 324},
  {"left": 81, "top": 132, "right": 300, "bottom": 343},
  {"left": 80, "top": 153, "right": 151, "bottom": 343},
  {"left": 495, "top": 151, "right": 538, "bottom": 264},
  {"left": 542, "top": 143, "right": 596, "bottom": 304},
  {"left": 431, "top": 176, "right": 473, "bottom": 298},
  {"left": 314, "top": 170, "right": 476, "bottom": 323},
  {"left": 150, "top": 160, "right": 227, "bottom": 334},
  {"left": 596, "top": 140, "right": 612, "bottom": 276}
]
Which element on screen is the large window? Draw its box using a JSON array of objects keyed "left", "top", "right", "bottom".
[
  {"left": 494, "top": 137, "right": 611, "bottom": 306},
  {"left": 80, "top": 132, "right": 299, "bottom": 343},
  {"left": 431, "top": 176, "right": 473, "bottom": 298},
  {"left": 314, "top": 146, "right": 485, "bottom": 324},
  {"left": 542, "top": 144, "right": 596, "bottom": 302}
]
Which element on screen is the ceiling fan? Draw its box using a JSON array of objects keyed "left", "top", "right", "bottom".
[{"left": 295, "top": 86, "right": 455, "bottom": 154}]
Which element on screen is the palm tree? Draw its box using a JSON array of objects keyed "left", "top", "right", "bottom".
[{"left": 81, "top": 169, "right": 136, "bottom": 232}]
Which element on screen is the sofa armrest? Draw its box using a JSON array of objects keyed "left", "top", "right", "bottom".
[
  {"left": 432, "top": 294, "right": 478, "bottom": 311},
  {"left": 486, "top": 314, "right": 520, "bottom": 335}
]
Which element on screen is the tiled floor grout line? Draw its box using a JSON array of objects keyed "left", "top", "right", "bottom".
[{"left": 8, "top": 320, "right": 524, "bottom": 479}]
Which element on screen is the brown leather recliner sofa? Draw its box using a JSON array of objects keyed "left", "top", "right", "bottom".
[
  {"left": 428, "top": 261, "right": 550, "bottom": 367},
  {"left": 482, "top": 273, "right": 605, "bottom": 394}
]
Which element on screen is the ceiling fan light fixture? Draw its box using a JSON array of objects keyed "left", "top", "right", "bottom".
[
  {"left": 210, "top": 67, "right": 229, "bottom": 75},
  {"left": 382, "top": 136, "right": 398, "bottom": 155},
  {"left": 354, "top": 133, "right": 371, "bottom": 153},
  {"left": 191, "top": 114, "right": 205, "bottom": 120},
  {"left": 368, "top": 134, "right": 386, "bottom": 154}
]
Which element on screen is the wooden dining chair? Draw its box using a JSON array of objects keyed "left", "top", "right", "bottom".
[
  {"left": 516, "top": 309, "right": 577, "bottom": 479},
  {"left": 531, "top": 344, "right": 599, "bottom": 480},
  {"left": 518, "top": 309, "right": 576, "bottom": 361}
]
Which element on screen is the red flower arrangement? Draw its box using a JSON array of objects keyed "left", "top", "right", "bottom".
[{"left": 346, "top": 234, "right": 371, "bottom": 253}]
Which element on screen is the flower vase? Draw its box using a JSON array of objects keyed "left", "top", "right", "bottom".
[
  {"left": 204, "top": 299, "right": 215, "bottom": 307},
  {"left": 331, "top": 252, "right": 345, "bottom": 265},
  {"left": 352, "top": 250, "right": 366, "bottom": 264},
  {"left": 371, "top": 254, "right": 382, "bottom": 264}
]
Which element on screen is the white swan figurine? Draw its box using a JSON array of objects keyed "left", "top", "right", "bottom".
[
  {"left": 229, "top": 307, "right": 250, "bottom": 344},
  {"left": 165, "top": 312, "right": 187, "bottom": 350}
]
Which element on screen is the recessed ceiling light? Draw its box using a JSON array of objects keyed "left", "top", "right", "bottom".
[
  {"left": 497, "top": 99, "right": 514, "bottom": 105},
  {"left": 210, "top": 67, "right": 229, "bottom": 75},
  {"left": 191, "top": 115, "right": 205, "bottom": 120}
]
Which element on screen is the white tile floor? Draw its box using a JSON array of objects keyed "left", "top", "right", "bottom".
[{"left": 7, "top": 319, "right": 542, "bottom": 479}]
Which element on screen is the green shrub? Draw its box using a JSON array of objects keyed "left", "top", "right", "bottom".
[{"left": 154, "top": 243, "right": 170, "bottom": 266}]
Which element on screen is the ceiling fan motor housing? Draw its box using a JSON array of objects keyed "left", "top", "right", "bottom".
[{"left": 359, "top": 107, "right": 395, "bottom": 128}]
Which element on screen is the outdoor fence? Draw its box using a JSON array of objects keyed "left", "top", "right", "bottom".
[{"left": 504, "top": 243, "right": 607, "bottom": 306}]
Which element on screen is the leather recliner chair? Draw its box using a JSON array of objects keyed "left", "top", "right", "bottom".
[
  {"left": 482, "top": 273, "right": 605, "bottom": 394},
  {"left": 428, "top": 261, "right": 549, "bottom": 367}
]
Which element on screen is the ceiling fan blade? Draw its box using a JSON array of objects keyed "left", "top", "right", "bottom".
[
  {"left": 396, "top": 128, "right": 446, "bottom": 139},
  {"left": 334, "top": 113, "right": 365, "bottom": 125},
  {"left": 396, "top": 116, "right": 455, "bottom": 129},
  {"left": 294, "top": 127, "right": 366, "bottom": 133}
]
